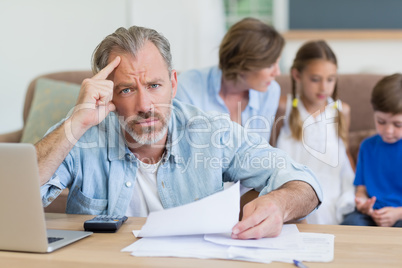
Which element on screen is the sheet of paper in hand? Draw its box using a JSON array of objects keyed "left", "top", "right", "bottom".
[{"left": 134, "top": 182, "right": 240, "bottom": 237}]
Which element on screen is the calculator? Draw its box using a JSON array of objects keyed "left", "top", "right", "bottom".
[{"left": 83, "top": 215, "right": 128, "bottom": 233}]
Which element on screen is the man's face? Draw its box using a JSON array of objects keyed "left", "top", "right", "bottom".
[{"left": 109, "top": 41, "right": 177, "bottom": 146}]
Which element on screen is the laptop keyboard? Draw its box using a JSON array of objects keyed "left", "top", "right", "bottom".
[{"left": 48, "top": 237, "right": 64, "bottom": 244}]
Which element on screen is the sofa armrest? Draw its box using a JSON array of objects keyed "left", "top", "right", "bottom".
[{"left": 0, "top": 129, "right": 23, "bottom": 143}]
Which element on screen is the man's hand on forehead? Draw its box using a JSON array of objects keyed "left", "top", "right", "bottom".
[
  {"left": 70, "top": 56, "right": 121, "bottom": 131},
  {"left": 92, "top": 56, "right": 121, "bottom": 106},
  {"left": 94, "top": 56, "right": 121, "bottom": 81}
]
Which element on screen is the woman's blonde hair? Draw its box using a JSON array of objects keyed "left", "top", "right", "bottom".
[
  {"left": 219, "top": 17, "right": 284, "bottom": 82},
  {"left": 288, "top": 40, "right": 348, "bottom": 146}
]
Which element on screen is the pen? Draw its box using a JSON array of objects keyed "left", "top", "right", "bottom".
[{"left": 293, "top": 260, "right": 309, "bottom": 268}]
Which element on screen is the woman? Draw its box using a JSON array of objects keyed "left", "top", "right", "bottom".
[{"left": 176, "top": 17, "right": 285, "bottom": 142}]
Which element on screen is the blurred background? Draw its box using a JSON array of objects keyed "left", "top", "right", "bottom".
[{"left": 1, "top": 0, "right": 402, "bottom": 134}]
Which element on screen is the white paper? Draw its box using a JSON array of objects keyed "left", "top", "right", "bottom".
[
  {"left": 227, "top": 232, "right": 335, "bottom": 263},
  {"left": 122, "top": 234, "right": 230, "bottom": 259},
  {"left": 122, "top": 232, "right": 334, "bottom": 264},
  {"left": 134, "top": 182, "right": 240, "bottom": 237},
  {"left": 124, "top": 180, "right": 334, "bottom": 264},
  {"left": 204, "top": 224, "right": 302, "bottom": 249}
]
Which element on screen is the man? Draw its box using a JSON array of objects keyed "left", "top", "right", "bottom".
[{"left": 37, "top": 26, "right": 322, "bottom": 239}]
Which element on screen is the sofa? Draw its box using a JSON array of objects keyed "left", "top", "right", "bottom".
[{"left": 0, "top": 71, "right": 383, "bottom": 213}]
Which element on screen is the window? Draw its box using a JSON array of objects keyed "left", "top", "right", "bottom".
[{"left": 224, "top": 0, "right": 274, "bottom": 29}]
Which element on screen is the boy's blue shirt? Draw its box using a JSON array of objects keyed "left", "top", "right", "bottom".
[
  {"left": 354, "top": 134, "right": 402, "bottom": 209},
  {"left": 40, "top": 99, "right": 322, "bottom": 215}
]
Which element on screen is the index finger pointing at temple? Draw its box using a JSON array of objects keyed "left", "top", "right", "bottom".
[{"left": 93, "top": 56, "right": 121, "bottom": 80}]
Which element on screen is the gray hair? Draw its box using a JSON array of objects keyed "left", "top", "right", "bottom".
[{"left": 91, "top": 26, "right": 173, "bottom": 76}]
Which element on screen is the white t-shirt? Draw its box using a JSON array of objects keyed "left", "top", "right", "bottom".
[{"left": 125, "top": 160, "right": 164, "bottom": 217}]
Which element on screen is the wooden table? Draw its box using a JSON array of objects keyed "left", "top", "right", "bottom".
[{"left": 1, "top": 213, "right": 402, "bottom": 267}]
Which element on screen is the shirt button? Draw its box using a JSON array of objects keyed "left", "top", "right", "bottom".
[{"left": 125, "top": 181, "right": 132, "bottom": 188}]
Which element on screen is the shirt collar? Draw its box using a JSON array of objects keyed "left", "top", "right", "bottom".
[
  {"left": 106, "top": 113, "right": 127, "bottom": 162},
  {"left": 210, "top": 66, "right": 223, "bottom": 96},
  {"left": 211, "top": 66, "right": 260, "bottom": 111},
  {"left": 248, "top": 89, "right": 261, "bottom": 111},
  {"left": 165, "top": 100, "right": 183, "bottom": 163}
]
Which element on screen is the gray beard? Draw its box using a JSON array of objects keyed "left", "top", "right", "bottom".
[
  {"left": 122, "top": 115, "right": 170, "bottom": 145},
  {"left": 118, "top": 98, "right": 173, "bottom": 145}
]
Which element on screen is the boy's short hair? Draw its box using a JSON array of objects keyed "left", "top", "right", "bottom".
[{"left": 371, "top": 73, "right": 402, "bottom": 114}]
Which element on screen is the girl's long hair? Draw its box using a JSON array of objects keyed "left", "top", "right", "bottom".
[{"left": 288, "top": 40, "right": 348, "bottom": 146}]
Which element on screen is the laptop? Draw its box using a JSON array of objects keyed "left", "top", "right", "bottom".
[{"left": 0, "top": 143, "right": 92, "bottom": 253}]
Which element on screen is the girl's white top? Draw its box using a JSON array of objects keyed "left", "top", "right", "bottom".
[{"left": 277, "top": 95, "right": 355, "bottom": 224}]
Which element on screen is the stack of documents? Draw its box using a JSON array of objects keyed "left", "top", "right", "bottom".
[{"left": 122, "top": 183, "right": 334, "bottom": 264}]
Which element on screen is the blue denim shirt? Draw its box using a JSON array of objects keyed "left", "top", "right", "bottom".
[
  {"left": 41, "top": 99, "right": 322, "bottom": 215},
  {"left": 176, "top": 66, "right": 281, "bottom": 141}
]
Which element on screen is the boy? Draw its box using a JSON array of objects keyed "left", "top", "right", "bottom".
[{"left": 342, "top": 73, "right": 402, "bottom": 227}]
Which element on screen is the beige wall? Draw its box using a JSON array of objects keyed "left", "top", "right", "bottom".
[
  {"left": 0, "top": 0, "right": 128, "bottom": 133},
  {"left": 281, "top": 36, "right": 402, "bottom": 75}
]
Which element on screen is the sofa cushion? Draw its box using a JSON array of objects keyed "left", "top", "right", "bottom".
[{"left": 21, "top": 78, "right": 80, "bottom": 144}]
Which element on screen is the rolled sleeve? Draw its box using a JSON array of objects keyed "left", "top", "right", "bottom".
[
  {"left": 40, "top": 173, "right": 65, "bottom": 207},
  {"left": 227, "top": 126, "right": 323, "bottom": 210},
  {"left": 40, "top": 149, "right": 75, "bottom": 207},
  {"left": 259, "top": 160, "right": 323, "bottom": 205}
]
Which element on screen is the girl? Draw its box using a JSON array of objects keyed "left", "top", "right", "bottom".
[{"left": 272, "top": 40, "right": 355, "bottom": 225}]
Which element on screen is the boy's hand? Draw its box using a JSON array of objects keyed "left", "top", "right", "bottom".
[
  {"left": 355, "top": 196, "right": 376, "bottom": 215},
  {"left": 372, "top": 207, "right": 402, "bottom": 227}
]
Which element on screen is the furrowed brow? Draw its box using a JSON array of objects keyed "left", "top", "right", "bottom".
[
  {"left": 115, "top": 82, "right": 135, "bottom": 90},
  {"left": 147, "top": 78, "right": 165, "bottom": 84}
]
